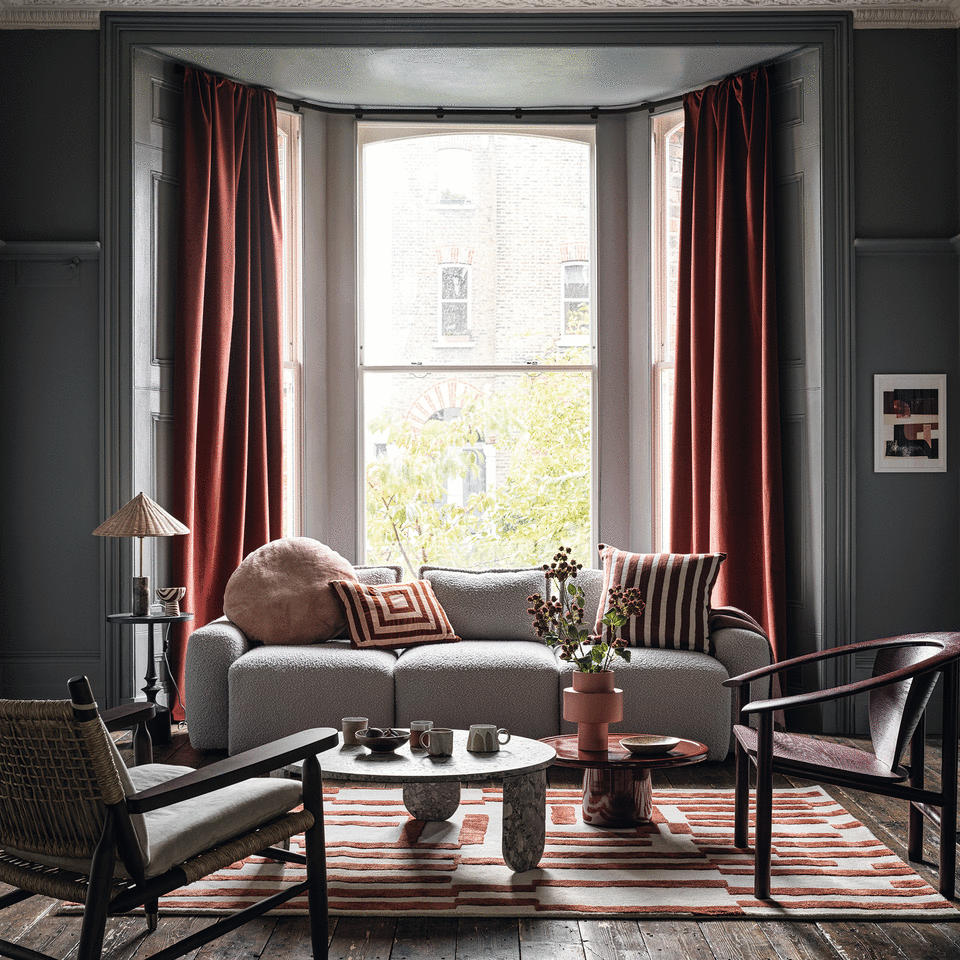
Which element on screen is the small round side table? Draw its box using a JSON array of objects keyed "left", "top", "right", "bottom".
[
  {"left": 107, "top": 612, "right": 193, "bottom": 745},
  {"left": 540, "top": 734, "right": 708, "bottom": 826}
]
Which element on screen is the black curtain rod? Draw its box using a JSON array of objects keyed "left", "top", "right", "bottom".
[
  {"left": 274, "top": 95, "right": 679, "bottom": 120},
  {"left": 173, "top": 62, "right": 683, "bottom": 118}
]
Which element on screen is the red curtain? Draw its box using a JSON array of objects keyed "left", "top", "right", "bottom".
[
  {"left": 669, "top": 65, "right": 786, "bottom": 659},
  {"left": 171, "top": 68, "right": 284, "bottom": 718}
]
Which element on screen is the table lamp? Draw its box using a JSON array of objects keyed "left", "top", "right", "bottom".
[{"left": 93, "top": 492, "right": 190, "bottom": 616}]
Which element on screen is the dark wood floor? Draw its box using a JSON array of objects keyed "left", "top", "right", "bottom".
[{"left": 4, "top": 728, "right": 960, "bottom": 960}]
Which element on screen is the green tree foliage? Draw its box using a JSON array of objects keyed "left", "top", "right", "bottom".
[{"left": 366, "top": 351, "right": 591, "bottom": 577}]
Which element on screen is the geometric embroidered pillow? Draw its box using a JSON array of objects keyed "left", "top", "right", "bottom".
[
  {"left": 330, "top": 579, "right": 460, "bottom": 651},
  {"left": 592, "top": 545, "right": 726, "bottom": 655}
]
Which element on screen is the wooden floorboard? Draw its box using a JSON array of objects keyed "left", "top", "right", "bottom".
[{"left": 6, "top": 730, "right": 956, "bottom": 960}]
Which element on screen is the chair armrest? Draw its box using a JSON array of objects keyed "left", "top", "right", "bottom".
[
  {"left": 738, "top": 656, "right": 950, "bottom": 715},
  {"left": 101, "top": 701, "right": 156, "bottom": 732},
  {"left": 723, "top": 634, "right": 941, "bottom": 689},
  {"left": 126, "top": 727, "right": 339, "bottom": 813}
]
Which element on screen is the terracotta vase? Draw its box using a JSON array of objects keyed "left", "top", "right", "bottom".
[{"left": 562, "top": 670, "right": 624, "bottom": 752}]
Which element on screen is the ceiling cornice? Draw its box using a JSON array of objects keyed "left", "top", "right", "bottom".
[{"left": 1, "top": 0, "right": 958, "bottom": 29}]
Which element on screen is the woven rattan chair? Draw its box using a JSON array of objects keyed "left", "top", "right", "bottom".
[
  {"left": 725, "top": 632, "right": 960, "bottom": 900},
  {"left": 0, "top": 675, "right": 338, "bottom": 960}
]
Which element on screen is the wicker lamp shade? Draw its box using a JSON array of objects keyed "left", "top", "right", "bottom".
[
  {"left": 93, "top": 492, "right": 189, "bottom": 539},
  {"left": 94, "top": 493, "right": 189, "bottom": 615}
]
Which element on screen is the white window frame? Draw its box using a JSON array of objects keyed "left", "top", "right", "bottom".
[
  {"left": 651, "top": 108, "right": 684, "bottom": 551},
  {"left": 301, "top": 115, "right": 651, "bottom": 564},
  {"left": 559, "top": 259, "right": 590, "bottom": 346},
  {"left": 437, "top": 261, "right": 472, "bottom": 341},
  {"left": 277, "top": 108, "right": 303, "bottom": 537}
]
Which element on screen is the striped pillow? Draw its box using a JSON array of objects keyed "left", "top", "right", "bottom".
[
  {"left": 331, "top": 579, "right": 460, "bottom": 650},
  {"left": 593, "top": 545, "right": 726, "bottom": 654}
]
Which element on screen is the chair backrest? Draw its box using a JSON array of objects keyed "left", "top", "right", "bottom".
[
  {"left": 869, "top": 635, "right": 960, "bottom": 771},
  {"left": 0, "top": 682, "right": 125, "bottom": 864}
]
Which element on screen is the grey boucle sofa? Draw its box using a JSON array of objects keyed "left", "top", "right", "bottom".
[{"left": 184, "top": 564, "right": 771, "bottom": 760}]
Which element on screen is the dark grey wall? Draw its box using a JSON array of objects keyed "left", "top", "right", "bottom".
[
  {"left": 0, "top": 30, "right": 105, "bottom": 698},
  {"left": 853, "top": 30, "right": 960, "bottom": 647},
  {"left": 0, "top": 31, "right": 100, "bottom": 238},
  {"left": 1, "top": 25, "right": 959, "bottom": 733}
]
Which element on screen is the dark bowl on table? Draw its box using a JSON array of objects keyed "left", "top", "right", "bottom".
[{"left": 355, "top": 728, "right": 411, "bottom": 753}]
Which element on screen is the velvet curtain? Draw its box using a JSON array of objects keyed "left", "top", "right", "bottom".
[
  {"left": 669, "top": 65, "right": 786, "bottom": 659},
  {"left": 171, "top": 68, "right": 284, "bottom": 718}
]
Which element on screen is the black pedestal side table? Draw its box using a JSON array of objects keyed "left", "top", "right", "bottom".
[{"left": 107, "top": 612, "right": 194, "bottom": 745}]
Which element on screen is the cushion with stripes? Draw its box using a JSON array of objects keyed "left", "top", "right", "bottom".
[
  {"left": 331, "top": 579, "right": 460, "bottom": 650},
  {"left": 592, "top": 545, "right": 725, "bottom": 654}
]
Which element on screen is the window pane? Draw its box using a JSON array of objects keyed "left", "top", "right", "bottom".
[
  {"left": 441, "top": 265, "right": 469, "bottom": 300},
  {"left": 364, "top": 368, "right": 591, "bottom": 577},
  {"left": 441, "top": 301, "right": 469, "bottom": 336},
  {"left": 361, "top": 132, "right": 591, "bottom": 366}
]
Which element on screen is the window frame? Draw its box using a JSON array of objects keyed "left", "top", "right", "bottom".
[
  {"left": 437, "top": 261, "right": 472, "bottom": 342},
  {"left": 354, "top": 121, "right": 603, "bottom": 569},
  {"left": 559, "top": 258, "right": 590, "bottom": 346}
]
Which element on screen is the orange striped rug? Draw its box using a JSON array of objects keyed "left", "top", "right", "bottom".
[{"left": 146, "top": 785, "right": 959, "bottom": 919}]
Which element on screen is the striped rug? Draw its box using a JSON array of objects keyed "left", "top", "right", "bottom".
[{"left": 146, "top": 785, "right": 959, "bottom": 919}]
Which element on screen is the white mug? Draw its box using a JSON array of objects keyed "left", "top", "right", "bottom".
[
  {"left": 341, "top": 717, "right": 368, "bottom": 747},
  {"left": 467, "top": 724, "right": 511, "bottom": 753},
  {"left": 423, "top": 727, "right": 454, "bottom": 756},
  {"left": 410, "top": 720, "right": 433, "bottom": 750}
]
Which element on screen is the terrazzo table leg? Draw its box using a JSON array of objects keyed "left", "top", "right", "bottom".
[
  {"left": 403, "top": 781, "right": 461, "bottom": 820},
  {"left": 501, "top": 768, "right": 546, "bottom": 871}
]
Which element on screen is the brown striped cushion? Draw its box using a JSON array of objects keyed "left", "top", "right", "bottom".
[
  {"left": 331, "top": 579, "right": 460, "bottom": 650},
  {"left": 592, "top": 545, "right": 726, "bottom": 654}
]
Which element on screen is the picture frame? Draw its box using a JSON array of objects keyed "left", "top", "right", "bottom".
[{"left": 874, "top": 374, "right": 946, "bottom": 473}]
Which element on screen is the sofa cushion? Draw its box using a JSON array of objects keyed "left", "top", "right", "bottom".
[
  {"left": 227, "top": 642, "right": 398, "bottom": 753},
  {"left": 394, "top": 640, "right": 561, "bottom": 740},
  {"left": 223, "top": 538, "right": 357, "bottom": 646},
  {"left": 331, "top": 579, "right": 460, "bottom": 650},
  {"left": 593, "top": 545, "right": 725, "bottom": 654},
  {"left": 418, "top": 566, "right": 545, "bottom": 641}
]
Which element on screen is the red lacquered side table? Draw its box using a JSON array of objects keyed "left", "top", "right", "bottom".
[{"left": 540, "top": 734, "right": 708, "bottom": 826}]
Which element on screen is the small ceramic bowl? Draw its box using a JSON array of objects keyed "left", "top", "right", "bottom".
[
  {"left": 355, "top": 728, "right": 410, "bottom": 753},
  {"left": 619, "top": 735, "right": 680, "bottom": 756}
]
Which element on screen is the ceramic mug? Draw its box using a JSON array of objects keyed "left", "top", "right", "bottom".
[
  {"left": 409, "top": 720, "right": 433, "bottom": 750},
  {"left": 341, "top": 717, "right": 369, "bottom": 747},
  {"left": 423, "top": 727, "right": 454, "bottom": 756},
  {"left": 466, "top": 724, "right": 511, "bottom": 753}
]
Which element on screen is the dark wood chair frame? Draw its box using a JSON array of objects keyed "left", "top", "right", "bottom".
[
  {"left": 0, "top": 676, "right": 339, "bottom": 960},
  {"left": 724, "top": 632, "right": 960, "bottom": 900}
]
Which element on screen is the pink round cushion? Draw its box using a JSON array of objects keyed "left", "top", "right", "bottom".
[{"left": 223, "top": 538, "right": 358, "bottom": 645}]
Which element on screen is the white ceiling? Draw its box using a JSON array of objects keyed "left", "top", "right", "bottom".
[{"left": 152, "top": 42, "right": 802, "bottom": 111}]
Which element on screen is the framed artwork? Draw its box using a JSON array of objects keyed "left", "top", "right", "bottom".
[{"left": 874, "top": 374, "right": 946, "bottom": 473}]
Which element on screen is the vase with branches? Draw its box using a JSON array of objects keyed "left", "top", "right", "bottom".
[{"left": 527, "top": 546, "right": 645, "bottom": 673}]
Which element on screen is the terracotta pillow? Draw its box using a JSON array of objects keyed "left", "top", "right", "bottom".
[
  {"left": 593, "top": 544, "right": 726, "bottom": 655},
  {"left": 331, "top": 579, "right": 460, "bottom": 651},
  {"left": 223, "top": 538, "right": 358, "bottom": 645}
]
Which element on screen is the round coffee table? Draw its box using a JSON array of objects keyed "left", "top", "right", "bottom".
[
  {"left": 293, "top": 729, "right": 556, "bottom": 872},
  {"left": 540, "top": 734, "right": 708, "bottom": 826}
]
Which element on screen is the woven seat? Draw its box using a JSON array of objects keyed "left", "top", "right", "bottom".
[
  {"left": 725, "top": 632, "right": 960, "bottom": 899},
  {"left": 0, "top": 675, "right": 338, "bottom": 960}
]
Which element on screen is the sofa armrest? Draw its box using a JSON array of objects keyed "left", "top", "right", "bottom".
[
  {"left": 184, "top": 617, "right": 252, "bottom": 751},
  {"left": 710, "top": 619, "right": 773, "bottom": 746}
]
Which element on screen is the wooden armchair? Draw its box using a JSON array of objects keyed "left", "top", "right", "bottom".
[
  {"left": 724, "top": 632, "right": 960, "bottom": 899},
  {"left": 0, "top": 675, "right": 338, "bottom": 960}
]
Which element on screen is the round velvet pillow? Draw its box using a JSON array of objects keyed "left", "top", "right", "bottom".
[{"left": 223, "top": 538, "right": 358, "bottom": 645}]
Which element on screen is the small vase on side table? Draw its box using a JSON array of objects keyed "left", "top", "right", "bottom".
[{"left": 562, "top": 670, "right": 623, "bottom": 752}]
